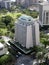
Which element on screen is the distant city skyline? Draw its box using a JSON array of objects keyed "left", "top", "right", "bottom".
[
  {"left": 12, "top": 0, "right": 47, "bottom": 1},
  {"left": 0, "top": 0, "right": 15, "bottom": 2},
  {"left": 11, "top": 0, "right": 47, "bottom": 1}
]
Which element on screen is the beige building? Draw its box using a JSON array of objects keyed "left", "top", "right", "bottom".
[{"left": 15, "top": 15, "right": 40, "bottom": 49}]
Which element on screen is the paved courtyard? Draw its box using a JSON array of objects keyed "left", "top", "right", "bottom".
[{"left": 15, "top": 55, "right": 33, "bottom": 65}]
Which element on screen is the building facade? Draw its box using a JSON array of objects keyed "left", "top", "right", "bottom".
[
  {"left": 0, "top": 0, "right": 12, "bottom": 9},
  {"left": 16, "top": 0, "right": 47, "bottom": 8},
  {"left": 16, "top": 0, "right": 39, "bottom": 8},
  {"left": 15, "top": 15, "right": 40, "bottom": 49},
  {"left": 39, "top": 1, "right": 49, "bottom": 25},
  {"left": 47, "top": 0, "right": 49, "bottom": 2}
]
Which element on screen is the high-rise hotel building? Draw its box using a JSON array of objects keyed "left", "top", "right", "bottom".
[{"left": 15, "top": 15, "right": 40, "bottom": 49}]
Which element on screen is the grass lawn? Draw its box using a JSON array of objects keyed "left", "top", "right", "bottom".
[{"left": 0, "top": 54, "right": 16, "bottom": 65}]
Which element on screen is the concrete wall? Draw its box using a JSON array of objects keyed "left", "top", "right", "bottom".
[
  {"left": 15, "top": 23, "right": 27, "bottom": 47},
  {"left": 26, "top": 25, "right": 33, "bottom": 48},
  {"left": 43, "top": 5, "right": 49, "bottom": 10},
  {"left": 34, "top": 22, "right": 40, "bottom": 45}
]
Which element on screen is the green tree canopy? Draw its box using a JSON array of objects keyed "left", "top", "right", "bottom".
[
  {"left": 1, "top": 15, "right": 13, "bottom": 26},
  {"left": 41, "top": 38, "right": 49, "bottom": 48}
]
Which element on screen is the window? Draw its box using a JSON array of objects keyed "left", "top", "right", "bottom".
[
  {"left": 46, "top": 12, "right": 48, "bottom": 24},
  {"left": 0, "top": 47, "right": 3, "bottom": 50},
  {"left": 28, "top": 19, "right": 31, "bottom": 21},
  {"left": 46, "top": 12, "right": 48, "bottom": 16},
  {"left": 46, "top": 16, "right": 48, "bottom": 24}
]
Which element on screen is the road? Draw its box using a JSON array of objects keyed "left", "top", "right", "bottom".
[{"left": 2, "top": 36, "right": 11, "bottom": 46}]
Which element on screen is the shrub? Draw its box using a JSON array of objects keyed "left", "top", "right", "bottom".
[{"left": 0, "top": 54, "right": 12, "bottom": 65}]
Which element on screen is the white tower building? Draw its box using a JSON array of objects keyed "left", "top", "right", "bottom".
[
  {"left": 15, "top": 15, "right": 40, "bottom": 49},
  {"left": 39, "top": 1, "right": 49, "bottom": 25}
]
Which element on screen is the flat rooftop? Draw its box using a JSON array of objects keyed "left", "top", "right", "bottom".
[
  {"left": 18, "top": 15, "right": 34, "bottom": 22},
  {"left": 39, "top": 1, "right": 49, "bottom": 5}
]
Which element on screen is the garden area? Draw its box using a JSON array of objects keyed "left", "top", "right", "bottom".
[
  {"left": 0, "top": 9, "right": 22, "bottom": 39},
  {"left": 0, "top": 54, "right": 16, "bottom": 65},
  {"left": 0, "top": 7, "right": 39, "bottom": 39}
]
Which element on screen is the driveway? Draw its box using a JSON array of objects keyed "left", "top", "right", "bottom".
[
  {"left": 2, "top": 36, "right": 11, "bottom": 46},
  {"left": 15, "top": 55, "right": 33, "bottom": 65}
]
